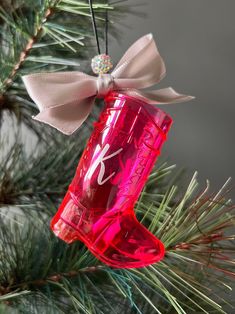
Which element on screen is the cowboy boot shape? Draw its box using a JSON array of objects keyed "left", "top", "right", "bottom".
[{"left": 51, "top": 92, "right": 172, "bottom": 268}]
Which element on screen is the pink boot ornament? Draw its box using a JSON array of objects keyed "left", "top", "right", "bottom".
[{"left": 23, "top": 34, "right": 193, "bottom": 268}]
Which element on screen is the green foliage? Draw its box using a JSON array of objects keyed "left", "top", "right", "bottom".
[
  {"left": 0, "top": 134, "right": 89, "bottom": 213},
  {"left": 0, "top": 156, "right": 234, "bottom": 313},
  {"left": 0, "top": 0, "right": 113, "bottom": 133},
  {"left": 0, "top": 137, "right": 234, "bottom": 311}
]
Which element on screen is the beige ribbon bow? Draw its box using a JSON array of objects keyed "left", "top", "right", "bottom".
[{"left": 22, "top": 34, "right": 194, "bottom": 135}]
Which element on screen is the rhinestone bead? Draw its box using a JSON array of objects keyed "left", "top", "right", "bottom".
[{"left": 91, "top": 54, "right": 113, "bottom": 74}]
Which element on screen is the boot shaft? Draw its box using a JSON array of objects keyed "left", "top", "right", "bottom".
[{"left": 70, "top": 92, "right": 172, "bottom": 211}]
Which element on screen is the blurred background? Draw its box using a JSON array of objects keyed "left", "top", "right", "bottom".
[{"left": 110, "top": 0, "right": 235, "bottom": 191}]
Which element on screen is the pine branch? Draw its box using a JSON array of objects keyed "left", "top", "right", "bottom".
[
  {"left": 0, "top": 133, "right": 90, "bottom": 212},
  {"left": 1, "top": 5, "right": 55, "bottom": 92},
  {"left": 0, "top": 0, "right": 116, "bottom": 136},
  {"left": 0, "top": 160, "right": 234, "bottom": 313},
  {"left": 3, "top": 266, "right": 105, "bottom": 291},
  {"left": 0, "top": 0, "right": 113, "bottom": 93}
]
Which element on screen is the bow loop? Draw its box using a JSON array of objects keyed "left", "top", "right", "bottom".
[
  {"left": 22, "top": 34, "right": 194, "bottom": 135},
  {"left": 112, "top": 34, "right": 166, "bottom": 89},
  {"left": 22, "top": 72, "right": 97, "bottom": 110}
]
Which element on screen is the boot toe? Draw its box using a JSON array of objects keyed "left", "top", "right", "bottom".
[{"left": 92, "top": 213, "right": 165, "bottom": 268}]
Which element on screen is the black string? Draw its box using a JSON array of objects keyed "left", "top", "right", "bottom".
[
  {"left": 88, "top": 0, "right": 101, "bottom": 54},
  {"left": 105, "top": 5, "right": 109, "bottom": 54},
  {"left": 88, "top": 0, "right": 110, "bottom": 55}
]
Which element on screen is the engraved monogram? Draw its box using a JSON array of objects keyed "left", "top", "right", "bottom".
[{"left": 85, "top": 143, "right": 123, "bottom": 185}]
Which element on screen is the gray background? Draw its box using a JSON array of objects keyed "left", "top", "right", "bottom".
[{"left": 110, "top": 0, "right": 235, "bottom": 191}]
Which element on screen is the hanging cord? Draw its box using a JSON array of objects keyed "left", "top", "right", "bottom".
[
  {"left": 88, "top": 0, "right": 110, "bottom": 55},
  {"left": 88, "top": 0, "right": 101, "bottom": 54},
  {"left": 105, "top": 3, "right": 109, "bottom": 54}
]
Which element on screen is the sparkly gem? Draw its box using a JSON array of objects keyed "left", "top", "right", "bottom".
[{"left": 91, "top": 54, "right": 113, "bottom": 74}]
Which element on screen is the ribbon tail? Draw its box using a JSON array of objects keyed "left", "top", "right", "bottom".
[
  {"left": 33, "top": 96, "right": 96, "bottom": 135},
  {"left": 124, "top": 87, "right": 194, "bottom": 105}
]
